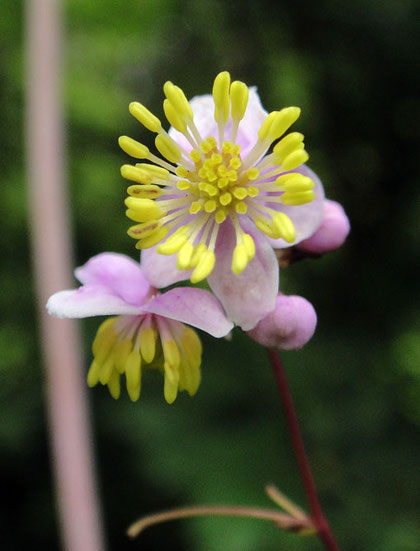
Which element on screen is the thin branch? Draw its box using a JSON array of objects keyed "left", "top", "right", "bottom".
[{"left": 127, "top": 505, "right": 313, "bottom": 539}]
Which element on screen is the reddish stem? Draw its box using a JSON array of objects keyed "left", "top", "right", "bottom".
[{"left": 268, "top": 349, "right": 341, "bottom": 551}]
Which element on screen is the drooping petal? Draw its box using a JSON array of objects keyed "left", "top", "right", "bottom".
[
  {"left": 265, "top": 164, "right": 325, "bottom": 249},
  {"left": 75, "top": 252, "right": 151, "bottom": 307},
  {"left": 297, "top": 199, "right": 350, "bottom": 254},
  {"left": 207, "top": 219, "right": 279, "bottom": 331},
  {"left": 46, "top": 286, "right": 144, "bottom": 319},
  {"left": 140, "top": 247, "right": 191, "bottom": 289},
  {"left": 143, "top": 288, "right": 233, "bottom": 338},
  {"left": 247, "top": 294, "right": 317, "bottom": 350}
]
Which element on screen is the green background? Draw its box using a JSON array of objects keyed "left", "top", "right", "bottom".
[{"left": 1, "top": 1, "right": 419, "bottom": 549}]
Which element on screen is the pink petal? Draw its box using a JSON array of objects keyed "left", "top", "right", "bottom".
[
  {"left": 268, "top": 165, "right": 325, "bottom": 248},
  {"left": 75, "top": 253, "right": 151, "bottom": 306},
  {"left": 46, "top": 286, "right": 144, "bottom": 319},
  {"left": 247, "top": 294, "right": 317, "bottom": 350},
  {"left": 140, "top": 248, "right": 191, "bottom": 289},
  {"left": 207, "top": 219, "right": 279, "bottom": 331},
  {"left": 297, "top": 200, "right": 350, "bottom": 254},
  {"left": 143, "top": 287, "right": 233, "bottom": 338}
]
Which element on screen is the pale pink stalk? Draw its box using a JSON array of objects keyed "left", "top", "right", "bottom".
[{"left": 25, "top": 1, "right": 105, "bottom": 550}]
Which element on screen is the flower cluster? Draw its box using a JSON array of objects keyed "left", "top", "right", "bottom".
[{"left": 47, "top": 72, "right": 349, "bottom": 403}]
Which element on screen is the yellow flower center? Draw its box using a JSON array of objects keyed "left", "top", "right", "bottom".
[{"left": 120, "top": 72, "right": 316, "bottom": 282}]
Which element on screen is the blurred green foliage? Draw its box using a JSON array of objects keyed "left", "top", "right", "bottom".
[{"left": 1, "top": 0, "right": 419, "bottom": 549}]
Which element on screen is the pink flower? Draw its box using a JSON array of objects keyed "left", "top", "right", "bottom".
[
  {"left": 247, "top": 294, "right": 317, "bottom": 350},
  {"left": 118, "top": 72, "right": 326, "bottom": 330},
  {"left": 47, "top": 253, "right": 233, "bottom": 403}
]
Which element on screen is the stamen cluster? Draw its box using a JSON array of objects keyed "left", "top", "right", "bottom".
[
  {"left": 120, "top": 72, "right": 315, "bottom": 282},
  {"left": 88, "top": 313, "right": 201, "bottom": 404}
]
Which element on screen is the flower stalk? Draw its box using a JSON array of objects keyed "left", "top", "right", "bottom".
[{"left": 268, "top": 348, "right": 341, "bottom": 551}]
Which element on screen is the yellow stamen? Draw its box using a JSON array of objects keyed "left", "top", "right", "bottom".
[
  {"left": 215, "top": 210, "right": 227, "bottom": 223},
  {"left": 125, "top": 350, "right": 142, "bottom": 402},
  {"left": 124, "top": 197, "right": 162, "bottom": 221},
  {"left": 135, "top": 163, "right": 170, "bottom": 180},
  {"left": 128, "top": 102, "right": 162, "bottom": 133},
  {"left": 121, "top": 164, "right": 152, "bottom": 184},
  {"left": 107, "top": 370, "right": 121, "bottom": 400},
  {"left": 220, "top": 192, "right": 232, "bottom": 206},
  {"left": 114, "top": 339, "right": 132, "bottom": 374},
  {"left": 190, "top": 250, "right": 215, "bottom": 283},
  {"left": 177, "top": 180, "right": 191, "bottom": 191},
  {"left": 247, "top": 186, "right": 259, "bottom": 197},
  {"left": 230, "top": 81, "right": 249, "bottom": 121},
  {"left": 190, "top": 243, "right": 207, "bottom": 267},
  {"left": 156, "top": 230, "right": 189, "bottom": 255},
  {"left": 190, "top": 149, "right": 202, "bottom": 163},
  {"left": 87, "top": 360, "right": 101, "bottom": 387},
  {"left": 177, "top": 241, "right": 194, "bottom": 270},
  {"left": 281, "top": 175, "right": 314, "bottom": 192},
  {"left": 127, "top": 220, "right": 161, "bottom": 239},
  {"left": 273, "top": 132, "right": 304, "bottom": 162},
  {"left": 163, "top": 82, "right": 193, "bottom": 120},
  {"left": 135, "top": 226, "right": 169, "bottom": 249},
  {"left": 127, "top": 184, "right": 162, "bottom": 199},
  {"left": 242, "top": 234, "right": 255, "bottom": 260},
  {"left": 163, "top": 98, "right": 187, "bottom": 133},
  {"left": 98, "top": 357, "right": 114, "bottom": 385},
  {"left": 281, "top": 149, "right": 309, "bottom": 171},
  {"left": 92, "top": 319, "right": 117, "bottom": 363},
  {"left": 163, "top": 362, "right": 180, "bottom": 404},
  {"left": 229, "top": 157, "right": 242, "bottom": 170},
  {"left": 189, "top": 201, "right": 202, "bottom": 214},
  {"left": 235, "top": 201, "right": 247, "bottom": 214},
  {"left": 178, "top": 327, "right": 202, "bottom": 395},
  {"left": 246, "top": 167, "right": 259, "bottom": 180},
  {"left": 162, "top": 339, "right": 181, "bottom": 369},
  {"left": 176, "top": 166, "right": 189, "bottom": 178},
  {"left": 255, "top": 218, "right": 279, "bottom": 239},
  {"left": 272, "top": 212, "right": 296, "bottom": 243},
  {"left": 155, "top": 134, "right": 182, "bottom": 164},
  {"left": 281, "top": 190, "right": 315, "bottom": 205},
  {"left": 139, "top": 326, "right": 157, "bottom": 363},
  {"left": 119, "top": 136, "right": 150, "bottom": 159},
  {"left": 258, "top": 107, "right": 301, "bottom": 143},
  {"left": 233, "top": 187, "right": 247, "bottom": 200},
  {"left": 204, "top": 200, "right": 216, "bottom": 213},
  {"left": 232, "top": 243, "right": 249, "bottom": 274},
  {"left": 212, "top": 71, "right": 231, "bottom": 125}
]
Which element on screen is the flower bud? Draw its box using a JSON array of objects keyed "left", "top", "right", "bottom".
[
  {"left": 297, "top": 200, "right": 350, "bottom": 254},
  {"left": 247, "top": 294, "right": 317, "bottom": 350}
]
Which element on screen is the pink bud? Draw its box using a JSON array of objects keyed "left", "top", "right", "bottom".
[
  {"left": 247, "top": 294, "right": 317, "bottom": 350},
  {"left": 297, "top": 200, "right": 350, "bottom": 255}
]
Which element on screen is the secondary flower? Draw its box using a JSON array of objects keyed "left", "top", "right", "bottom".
[
  {"left": 247, "top": 294, "right": 317, "bottom": 350},
  {"left": 118, "top": 72, "right": 325, "bottom": 330},
  {"left": 296, "top": 199, "right": 350, "bottom": 255},
  {"left": 46, "top": 253, "right": 233, "bottom": 403}
]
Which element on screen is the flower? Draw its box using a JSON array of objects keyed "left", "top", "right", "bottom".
[
  {"left": 247, "top": 294, "right": 317, "bottom": 350},
  {"left": 46, "top": 253, "right": 233, "bottom": 403},
  {"left": 118, "top": 72, "right": 325, "bottom": 330}
]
